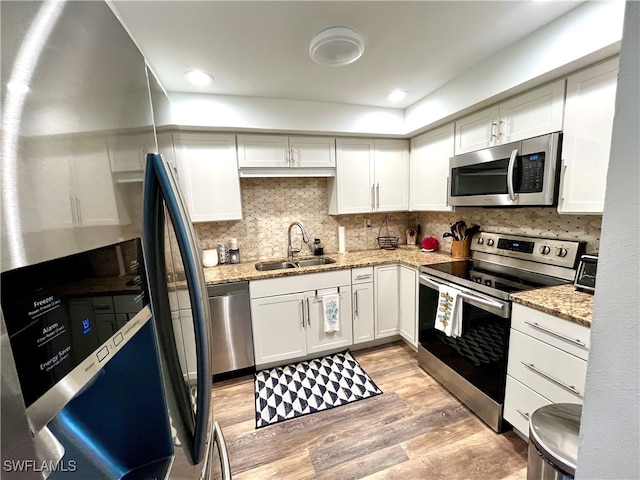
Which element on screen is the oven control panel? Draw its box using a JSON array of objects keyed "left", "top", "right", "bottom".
[{"left": 471, "top": 232, "right": 585, "bottom": 269}]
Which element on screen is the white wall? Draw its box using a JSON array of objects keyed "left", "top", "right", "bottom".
[
  {"left": 169, "top": 93, "right": 406, "bottom": 136},
  {"left": 404, "top": 0, "right": 626, "bottom": 134},
  {"left": 576, "top": 2, "right": 639, "bottom": 478}
]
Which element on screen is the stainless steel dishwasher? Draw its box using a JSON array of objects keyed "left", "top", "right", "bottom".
[{"left": 207, "top": 281, "right": 255, "bottom": 375}]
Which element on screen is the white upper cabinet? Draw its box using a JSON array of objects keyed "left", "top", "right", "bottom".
[
  {"left": 454, "top": 80, "right": 566, "bottom": 155},
  {"left": 237, "top": 134, "right": 335, "bottom": 176},
  {"left": 558, "top": 58, "right": 619, "bottom": 214},
  {"left": 174, "top": 132, "right": 243, "bottom": 222},
  {"left": 27, "top": 136, "right": 121, "bottom": 229},
  {"left": 409, "top": 123, "right": 454, "bottom": 211},
  {"left": 329, "top": 138, "right": 409, "bottom": 214},
  {"left": 106, "top": 133, "right": 152, "bottom": 173},
  {"left": 374, "top": 139, "right": 410, "bottom": 212}
]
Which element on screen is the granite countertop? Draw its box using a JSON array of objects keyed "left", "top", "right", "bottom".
[
  {"left": 510, "top": 283, "right": 594, "bottom": 327},
  {"left": 202, "top": 246, "right": 594, "bottom": 327},
  {"left": 202, "top": 246, "right": 454, "bottom": 285}
]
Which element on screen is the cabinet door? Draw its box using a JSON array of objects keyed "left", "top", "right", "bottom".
[
  {"left": 289, "top": 137, "right": 335, "bottom": 168},
  {"left": 334, "top": 138, "right": 375, "bottom": 214},
  {"left": 175, "top": 133, "right": 242, "bottom": 222},
  {"left": 353, "top": 282, "right": 375, "bottom": 344},
  {"left": 499, "top": 80, "right": 565, "bottom": 144},
  {"left": 237, "top": 134, "right": 289, "bottom": 168},
  {"left": 559, "top": 59, "right": 619, "bottom": 214},
  {"left": 73, "top": 137, "right": 120, "bottom": 226},
  {"left": 27, "top": 140, "right": 75, "bottom": 230},
  {"left": 454, "top": 106, "right": 499, "bottom": 154},
  {"left": 251, "top": 292, "right": 307, "bottom": 366},
  {"left": 106, "top": 133, "right": 149, "bottom": 172},
  {"left": 374, "top": 265, "right": 399, "bottom": 338},
  {"left": 398, "top": 266, "right": 417, "bottom": 346},
  {"left": 306, "top": 287, "right": 353, "bottom": 355},
  {"left": 374, "top": 139, "right": 409, "bottom": 212},
  {"left": 409, "top": 124, "right": 454, "bottom": 212}
]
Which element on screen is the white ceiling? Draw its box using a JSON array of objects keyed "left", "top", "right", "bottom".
[{"left": 110, "top": 1, "right": 583, "bottom": 109}]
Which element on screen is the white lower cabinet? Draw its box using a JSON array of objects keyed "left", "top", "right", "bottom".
[
  {"left": 352, "top": 267, "right": 375, "bottom": 344},
  {"left": 504, "top": 303, "right": 591, "bottom": 438},
  {"left": 374, "top": 265, "right": 399, "bottom": 338},
  {"left": 250, "top": 292, "right": 308, "bottom": 365},
  {"left": 250, "top": 270, "right": 353, "bottom": 367},
  {"left": 398, "top": 266, "right": 418, "bottom": 347}
]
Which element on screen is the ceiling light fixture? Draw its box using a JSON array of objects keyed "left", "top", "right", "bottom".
[
  {"left": 386, "top": 89, "right": 408, "bottom": 103},
  {"left": 184, "top": 70, "right": 214, "bottom": 86},
  {"left": 309, "top": 27, "right": 364, "bottom": 67}
]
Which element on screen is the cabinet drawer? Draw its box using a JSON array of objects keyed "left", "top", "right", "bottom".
[
  {"left": 512, "top": 303, "right": 590, "bottom": 360},
  {"left": 504, "top": 375, "right": 551, "bottom": 438},
  {"left": 351, "top": 267, "right": 374, "bottom": 284},
  {"left": 508, "top": 329, "right": 587, "bottom": 404}
]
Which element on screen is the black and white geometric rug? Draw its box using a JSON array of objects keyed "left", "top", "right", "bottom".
[{"left": 254, "top": 350, "right": 382, "bottom": 428}]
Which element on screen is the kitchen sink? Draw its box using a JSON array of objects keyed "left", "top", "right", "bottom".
[
  {"left": 294, "top": 257, "right": 336, "bottom": 267},
  {"left": 255, "top": 257, "right": 335, "bottom": 271}
]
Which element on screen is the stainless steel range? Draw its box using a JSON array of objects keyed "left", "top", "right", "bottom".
[{"left": 418, "top": 232, "right": 585, "bottom": 432}]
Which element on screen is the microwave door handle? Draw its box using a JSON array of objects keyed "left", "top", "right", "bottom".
[{"left": 507, "top": 149, "right": 518, "bottom": 202}]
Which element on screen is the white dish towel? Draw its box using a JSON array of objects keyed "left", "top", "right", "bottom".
[
  {"left": 435, "top": 284, "right": 463, "bottom": 338},
  {"left": 322, "top": 293, "right": 340, "bottom": 333}
]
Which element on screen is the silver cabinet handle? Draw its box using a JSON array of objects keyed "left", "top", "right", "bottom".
[
  {"left": 371, "top": 184, "right": 375, "bottom": 210},
  {"left": 522, "top": 362, "right": 581, "bottom": 396},
  {"left": 498, "top": 120, "right": 504, "bottom": 138},
  {"left": 300, "top": 299, "right": 305, "bottom": 327},
  {"left": 516, "top": 409, "right": 530, "bottom": 420},
  {"left": 354, "top": 274, "right": 371, "bottom": 280},
  {"left": 507, "top": 148, "right": 519, "bottom": 202},
  {"left": 284, "top": 148, "right": 290, "bottom": 167},
  {"left": 524, "top": 321, "right": 587, "bottom": 348},
  {"left": 354, "top": 290, "right": 359, "bottom": 317},
  {"left": 490, "top": 121, "right": 499, "bottom": 140},
  {"left": 306, "top": 297, "right": 311, "bottom": 327},
  {"left": 376, "top": 183, "right": 380, "bottom": 209}
]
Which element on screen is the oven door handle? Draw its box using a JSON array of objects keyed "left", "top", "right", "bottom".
[
  {"left": 507, "top": 148, "right": 519, "bottom": 202},
  {"left": 419, "top": 274, "right": 504, "bottom": 310}
]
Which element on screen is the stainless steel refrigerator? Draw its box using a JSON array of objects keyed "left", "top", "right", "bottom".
[{"left": 0, "top": 1, "right": 229, "bottom": 478}]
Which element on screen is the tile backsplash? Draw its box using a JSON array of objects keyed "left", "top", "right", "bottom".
[{"left": 194, "top": 178, "right": 601, "bottom": 261}]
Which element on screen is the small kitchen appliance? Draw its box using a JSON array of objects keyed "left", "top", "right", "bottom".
[
  {"left": 418, "top": 232, "right": 585, "bottom": 432},
  {"left": 448, "top": 132, "right": 562, "bottom": 207},
  {"left": 574, "top": 254, "right": 598, "bottom": 293}
]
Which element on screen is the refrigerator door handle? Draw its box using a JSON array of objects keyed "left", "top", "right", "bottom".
[{"left": 143, "top": 153, "right": 213, "bottom": 465}]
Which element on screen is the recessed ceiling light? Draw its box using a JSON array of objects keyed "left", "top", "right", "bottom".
[
  {"left": 309, "top": 27, "right": 364, "bottom": 67},
  {"left": 386, "top": 89, "right": 408, "bottom": 103},
  {"left": 184, "top": 70, "right": 214, "bottom": 86}
]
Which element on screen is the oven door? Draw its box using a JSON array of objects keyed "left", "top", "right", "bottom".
[{"left": 418, "top": 273, "right": 511, "bottom": 431}]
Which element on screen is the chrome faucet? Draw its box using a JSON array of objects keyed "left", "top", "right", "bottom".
[{"left": 287, "top": 222, "right": 310, "bottom": 259}]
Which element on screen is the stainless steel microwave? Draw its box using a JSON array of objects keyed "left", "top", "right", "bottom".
[{"left": 448, "top": 132, "right": 562, "bottom": 207}]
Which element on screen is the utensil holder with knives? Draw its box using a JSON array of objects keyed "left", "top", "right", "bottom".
[{"left": 451, "top": 239, "right": 472, "bottom": 259}]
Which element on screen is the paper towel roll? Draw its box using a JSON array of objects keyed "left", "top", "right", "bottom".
[{"left": 338, "top": 226, "right": 346, "bottom": 253}]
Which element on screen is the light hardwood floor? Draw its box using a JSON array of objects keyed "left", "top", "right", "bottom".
[{"left": 207, "top": 341, "right": 528, "bottom": 479}]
